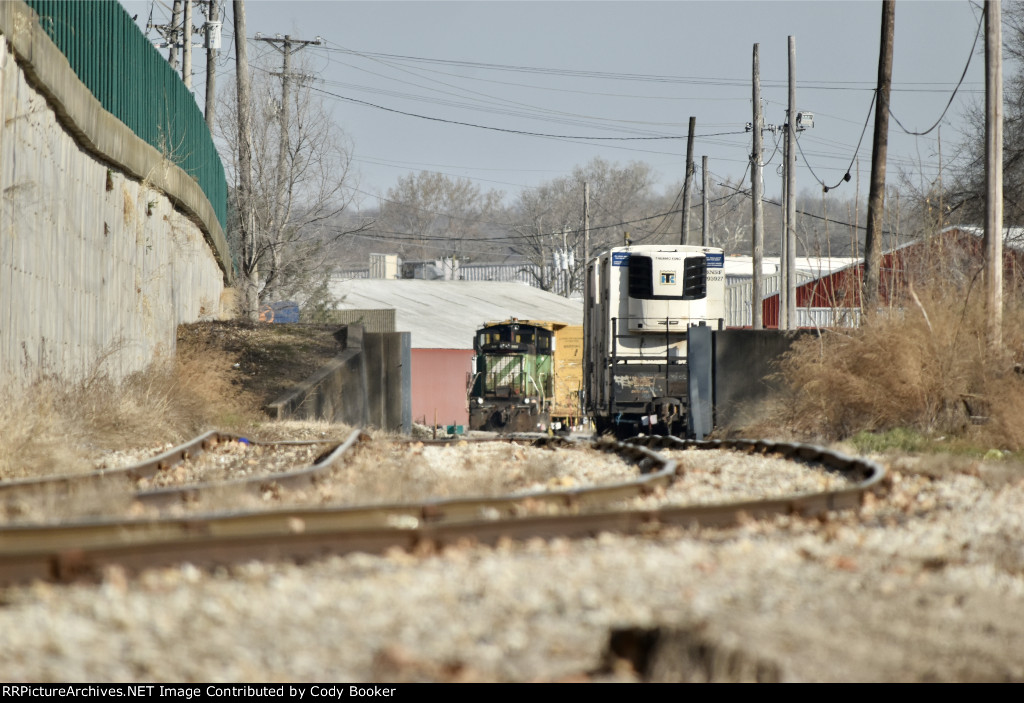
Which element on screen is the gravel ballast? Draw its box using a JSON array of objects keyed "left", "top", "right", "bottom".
[{"left": 0, "top": 433, "right": 1022, "bottom": 682}]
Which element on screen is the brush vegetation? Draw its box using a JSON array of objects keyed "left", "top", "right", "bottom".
[
  {"left": 767, "top": 245, "right": 1024, "bottom": 454},
  {"left": 0, "top": 332, "right": 263, "bottom": 481}
]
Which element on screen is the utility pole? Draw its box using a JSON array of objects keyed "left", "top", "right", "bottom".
[
  {"left": 203, "top": 0, "right": 221, "bottom": 129},
  {"left": 864, "top": 0, "right": 894, "bottom": 314},
  {"left": 169, "top": 0, "right": 182, "bottom": 71},
  {"left": 985, "top": 0, "right": 1003, "bottom": 348},
  {"left": 583, "top": 182, "right": 591, "bottom": 268},
  {"left": 750, "top": 43, "right": 765, "bottom": 330},
  {"left": 183, "top": 0, "right": 193, "bottom": 89},
  {"left": 256, "top": 33, "right": 323, "bottom": 239},
  {"left": 680, "top": 116, "right": 696, "bottom": 245},
  {"left": 781, "top": 121, "right": 789, "bottom": 328},
  {"left": 234, "top": 0, "right": 257, "bottom": 320},
  {"left": 148, "top": 0, "right": 183, "bottom": 72},
  {"left": 702, "top": 155, "right": 709, "bottom": 247},
  {"left": 783, "top": 35, "right": 797, "bottom": 331}
]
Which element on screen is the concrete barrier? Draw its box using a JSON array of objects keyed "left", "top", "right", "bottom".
[
  {"left": 265, "top": 326, "right": 412, "bottom": 433},
  {"left": 712, "top": 329, "right": 817, "bottom": 432}
]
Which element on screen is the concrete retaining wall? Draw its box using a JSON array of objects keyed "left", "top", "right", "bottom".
[
  {"left": 266, "top": 326, "right": 412, "bottom": 433},
  {"left": 712, "top": 329, "right": 816, "bottom": 432},
  {"left": 0, "top": 3, "right": 230, "bottom": 386}
]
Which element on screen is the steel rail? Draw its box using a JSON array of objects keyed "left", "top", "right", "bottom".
[
  {"left": 0, "top": 437, "right": 673, "bottom": 553},
  {"left": 133, "top": 429, "right": 367, "bottom": 508},
  {"left": 0, "top": 434, "right": 886, "bottom": 586},
  {"left": 0, "top": 432, "right": 348, "bottom": 500},
  {"left": 623, "top": 434, "right": 886, "bottom": 491},
  {"left": 135, "top": 432, "right": 614, "bottom": 509}
]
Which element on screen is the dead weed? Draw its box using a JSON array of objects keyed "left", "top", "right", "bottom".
[
  {"left": 768, "top": 276, "right": 1024, "bottom": 450},
  {"left": 0, "top": 340, "right": 262, "bottom": 481}
]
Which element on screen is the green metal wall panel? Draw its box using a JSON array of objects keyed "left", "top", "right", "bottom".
[{"left": 23, "top": 0, "right": 227, "bottom": 232}]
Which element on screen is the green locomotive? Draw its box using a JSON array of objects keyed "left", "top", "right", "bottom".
[{"left": 468, "top": 318, "right": 583, "bottom": 434}]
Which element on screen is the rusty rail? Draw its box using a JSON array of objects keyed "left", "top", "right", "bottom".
[
  {"left": 0, "top": 431, "right": 351, "bottom": 502},
  {"left": 0, "top": 432, "right": 885, "bottom": 586}
]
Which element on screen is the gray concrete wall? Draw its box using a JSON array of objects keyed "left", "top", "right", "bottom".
[
  {"left": 712, "top": 329, "right": 816, "bottom": 432},
  {"left": 0, "top": 3, "right": 230, "bottom": 387},
  {"left": 265, "top": 327, "right": 411, "bottom": 433}
]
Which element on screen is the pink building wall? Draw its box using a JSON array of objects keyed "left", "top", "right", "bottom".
[{"left": 411, "top": 349, "right": 474, "bottom": 427}]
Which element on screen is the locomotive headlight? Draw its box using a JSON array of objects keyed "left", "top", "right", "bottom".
[{"left": 475, "top": 397, "right": 484, "bottom": 405}]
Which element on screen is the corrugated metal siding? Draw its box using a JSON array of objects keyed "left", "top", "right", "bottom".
[
  {"left": 336, "top": 268, "right": 370, "bottom": 279},
  {"left": 324, "top": 308, "right": 396, "bottom": 333},
  {"left": 798, "top": 307, "right": 861, "bottom": 328},
  {"left": 23, "top": 0, "right": 227, "bottom": 231},
  {"left": 458, "top": 262, "right": 575, "bottom": 297},
  {"left": 345, "top": 260, "right": 579, "bottom": 297}
]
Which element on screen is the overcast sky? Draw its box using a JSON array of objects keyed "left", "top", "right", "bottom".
[{"left": 121, "top": 0, "right": 989, "bottom": 212}]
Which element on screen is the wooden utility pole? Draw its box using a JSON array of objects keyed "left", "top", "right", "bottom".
[
  {"left": 781, "top": 125, "right": 788, "bottom": 327},
  {"left": 583, "top": 182, "right": 591, "bottom": 267},
  {"left": 257, "top": 34, "right": 323, "bottom": 240},
  {"left": 864, "top": 0, "right": 895, "bottom": 313},
  {"left": 702, "top": 155, "right": 709, "bottom": 247},
  {"left": 204, "top": 0, "right": 219, "bottom": 130},
  {"left": 783, "top": 35, "right": 797, "bottom": 330},
  {"left": 234, "top": 0, "right": 258, "bottom": 320},
  {"left": 168, "top": 0, "right": 182, "bottom": 71},
  {"left": 681, "top": 116, "right": 696, "bottom": 245},
  {"left": 751, "top": 43, "right": 765, "bottom": 330},
  {"left": 183, "top": 0, "right": 193, "bottom": 89},
  {"left": 985, "top": 0, "right": 1004, "bottom": 348}
]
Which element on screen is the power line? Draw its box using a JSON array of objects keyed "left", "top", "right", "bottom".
[
  {"left": 888, "top": 8, "right": 984, "bottom": 137},
  {"left": 316, "top": 43, "right": 981, "bottom": 94},
  {"left": 309, "top": 85, "right": 748, "bottom": 142},
  {"left": 795, "top": 92, "right": 875, "bottom": 193}
]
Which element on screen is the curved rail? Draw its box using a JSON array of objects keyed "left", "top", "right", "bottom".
[
  {"left": 0, "top": 431, "right": 351, "bottom": 501},
  {"left": 133, "top": 430, "right": 367, "bottom": 508},
  {"left": 0, "top": 430, "right": 232, "bottom": 496},
  {"left": 622, "top": 434, "right": 887, "bottom": 514},
  {"left": 0, "top": 433, "right": 885, "bottom": 586}
]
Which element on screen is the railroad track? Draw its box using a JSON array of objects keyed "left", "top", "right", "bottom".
[{"left": 0, "top": 430, "right": 886, "bottom": 587}]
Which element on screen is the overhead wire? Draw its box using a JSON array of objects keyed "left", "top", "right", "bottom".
[
  {"left": 318, "top": 40, "right": 708, "bottom": 132},
  {"left": 793, "top": 8, "right": 982, "bottom": 191},
  {"left": 308, "top": 85, "right": 748, "bottom": 142},
  {"left": 207, "top": 24, "right": 981, "bottom": 214},
  {"left": 889, "top": 7, "right": 984, "bottom": 137},
  {"left": 795, "top": 91, "right": 875, "bottom": 193},
  {"left": 317, "top": 44, "right": 980, "bottom": 94}
]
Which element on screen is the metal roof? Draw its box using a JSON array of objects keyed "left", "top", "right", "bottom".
[
  {"left": 723, "top": 255, "right": 862, "bottom": 277},
  {"left": 328, "top": 279, "right": 583, "bottom": 349}
]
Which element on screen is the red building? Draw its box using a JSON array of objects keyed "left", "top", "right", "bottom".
[{"left": 761, "top": 227, "right": 1024, "bottom": 328}]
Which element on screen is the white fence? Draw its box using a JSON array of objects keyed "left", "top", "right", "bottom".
[{"left": 725, "top": 273, "right": 860, "bottom": 328}]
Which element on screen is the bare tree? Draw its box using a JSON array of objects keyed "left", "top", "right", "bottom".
[
  {"left": 372, "top": 172, "right": 503, "bottom": 265},
  {"left": 508, "top": 158, "right": 656, "bottom": 295},
  {"left": 218, "top": 50, "right": 369, "bottom": 317}
]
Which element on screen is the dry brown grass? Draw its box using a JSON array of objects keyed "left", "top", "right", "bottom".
[
  {"left": 0, "top": 337, "right": 263, "bottom": 481},
  {"left": 767, "top": 257, "right": 1024, "bottom": 450}
]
